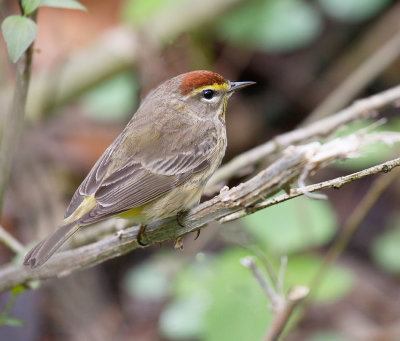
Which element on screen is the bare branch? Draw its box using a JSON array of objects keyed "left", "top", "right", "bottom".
[
  {"left": 207, "top": 84, "right": 400, "bottom": 187},
  {"left": 304, "top": 24, "right": 400, "bottom": 124},
  {"left": 241, "top": 257, "right": 282, "bottom": 311},
  {"left": 242, "top": 256, "right": 308, "bottom": 341},
  {"left": 220, "top": 132, "right": 400, "bottom": 223},
  {"left": 0, "top": 128, "right": 399, "bottom": 291},
  {"left": 263, "top": 286, "right": 309, "bottom": 341},
  {"left": 0, "top": 225, "right": 25, "bottom": 255},
  {"left": 0, "top": 85, "right": 400, "bottom": 292},
  {"left": 219, "top": 156, "right": 400, "bottom": 223}
]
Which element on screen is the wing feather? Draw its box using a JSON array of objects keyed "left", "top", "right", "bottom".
[{"left": 64, "top": 113, "right": 219, "bottom": 226}]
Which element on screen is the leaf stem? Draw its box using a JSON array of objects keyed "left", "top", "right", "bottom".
[{"left": 0, "top": 10, "right": 37, "bottom": 216}]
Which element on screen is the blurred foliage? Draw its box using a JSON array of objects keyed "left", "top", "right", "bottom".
[
  {"left": 154, "top": 248, "right": 353, "bottom": 340},
  {"left": 372, "top": 213, "right": 400, "bottom": 274},
  {"left": 39, "top": 0, "right": 87, "bottom": 11},
  {"left": 242, "top": 196, "right": 337, "bottom": 255},
  {"left": 162, "top": 249, "right": 274, "bottom": 341},
  {"left": 121, "top": 0, "right": 181, "bottom": 28},
  {"left": 81, "top": 72, "right": 139, "bottom": 122},
  {"left": 0, "top": 285, "right": 26, "bottom": 327},
  {"left": 285, "top": 254, "right": 353, "bottom": 303},
  {"left": 318, "top": 0, "right": 391, "bottom": 23},
  {"left": 123, "top": 254, "right": 172, "bottom": 300},
  {"left": 21, "top": 0, "right": 41, "bottom": 15},
  {"left": 122, "top": 193, "right": 355, "bottom": 340},
  {"left": 216, "top": 0, "right": 322, "bottom": 53},
  {"left": 120, "top": 0, "right": 391, "bottom": 54},
  {"left": 306, "top": 330, "right": 352, "bottom": 341},
  {"left": 160, "top": 293, "right": 211, "bottom": 340},
  {"left": 330, "top": 119, "right": 400, "bottom": 171}
]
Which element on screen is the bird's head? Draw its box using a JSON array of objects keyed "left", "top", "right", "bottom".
[{"left": 165, "top": 70, "right": 255, "bottom": 121}]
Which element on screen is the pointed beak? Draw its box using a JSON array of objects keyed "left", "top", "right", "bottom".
[{"left": 228, "top": 81, "right": 256, "bottom": 92}]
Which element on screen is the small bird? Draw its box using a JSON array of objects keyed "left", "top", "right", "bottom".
[{"left": 24, "top": 70, "right": 255, "bottom": 268}]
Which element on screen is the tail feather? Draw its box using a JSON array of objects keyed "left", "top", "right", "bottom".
[{"left": 24, "top": 222, "right": 80, "bottom": 268}]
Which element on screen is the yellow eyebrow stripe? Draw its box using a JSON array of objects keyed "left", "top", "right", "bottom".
[{"left": 190, "top": 82, "right": 229, "bottom": 95}]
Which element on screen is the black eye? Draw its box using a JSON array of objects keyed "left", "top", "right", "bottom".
[{"left": 202, "top": 89, "right": 214, "bottom": 100}]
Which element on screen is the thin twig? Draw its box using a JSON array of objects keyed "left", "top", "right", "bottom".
[
  {"left": 0, "top": 225, "right": 25, "bottom": 255},
  {"left": 263, "top": 286, "right": 309, "bottom": 341},
  {"left": 220, "top": 155, "right": 400, "bottom": 223},
  {"left": 251, "top": 248, "right": 279, "bottom": 291},
  {"left": 277, "top": 256, "right": 287, "bottom": 297},
  {"left": 261, "top": 157, "right": 400, "bottom": 208},
  {"left": 242, "top": 256, "right": 308, "bottom": 341},
  {"left": 241, "top": 257, "right": 282, "bottom": 311},
  {"left": 297, "top": 166, "right": 328, "bottom": 201},
  {"left": 310, "top": 168, "right": 399, "bottom": 295}
]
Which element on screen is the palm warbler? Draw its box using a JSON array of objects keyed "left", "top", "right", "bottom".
[{"left": 24, "top": 70, "right": 255, "bottom": 267}]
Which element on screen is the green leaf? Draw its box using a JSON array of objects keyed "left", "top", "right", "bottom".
[
  {"left": 243, "top": 196, "right": 337, "bottom": 255},
  {"left": 216, "top": 0, "right": 322, "bottom": 53},
  {"left": 40, "top": 0, "right": 87, "bottom": 11},
  {"left": 22, "top": 0, "right": 41, "bottom": 14},
  {"left": 169, "top": 249, "right": 275, "bottom": 341},
  {"left": 333, "top": 142, "right": 397, "bottom": 171},
  {"left": 123, "top": 259, "right": 171, "bottom": 300},
  {"left": 372, "top": 214, "right": 400, "bottom": 274},
  {"left": 318, "top": 0, "right": 390, "bottom": 23},
  {"left": 121, "top": 0, "right": 182, "bottom": 28},
  {"left": 1, "top": 15, "right": 37, "bottom": 63},
  {"left": 159, "top": 293, "right": 211, "bottom": 340},
  {"left": 11, "top": 285, "right": 26, "bottom": 296},
  {"left": 1, "top": 317, "right": 25, "bottom": 327},
  {"left": 285, "top": 254, "right": 354, "bottom": 303},
  {"left": 202, "top": 249, "right": 274, "bottom": 341},
  {"left": 164, "top": 250, "right": 353, "bottom": 341},
  {"left": 81, "top": 72, "right": 139, "bottom": 122},
  {"left": 173, "top": 252, "right": 215, "bottom": 297}
]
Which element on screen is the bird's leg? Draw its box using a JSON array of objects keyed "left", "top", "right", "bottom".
[
  {"left": 174, "top": 210, "right": 190, "bottom": 249},
  {"left": 137, "top": 224, "right": 148, "bottom": 246},
  {"left": 176, "top": 210, "right": 189, "bottom": 227},
  {"left": 176, "top": 210, "right": 200, "bottom": 241}
]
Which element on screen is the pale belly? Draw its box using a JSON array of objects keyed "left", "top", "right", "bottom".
[{"left": 118, "top": 181, "right": 204, "bottom": 224}]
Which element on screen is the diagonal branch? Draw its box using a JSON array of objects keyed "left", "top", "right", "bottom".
[
  {"left": 0, "top": 225, "right": 25, "bottom": 255},
  {"left": 0, "top": 128, "right": 399, "bottom": 291}
]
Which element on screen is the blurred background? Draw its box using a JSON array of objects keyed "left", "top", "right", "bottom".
[{"left": 1, "top": 0, "right": 400, "bottom": 340}]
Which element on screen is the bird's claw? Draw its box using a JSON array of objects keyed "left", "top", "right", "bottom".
[{"left": 137, "top": 225, "right": 148, "bottom": 246}]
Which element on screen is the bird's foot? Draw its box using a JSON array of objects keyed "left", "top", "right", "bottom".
[
  {"left": 176, "top": 210, "right": 189, "bottom": 227},
  {"left": 137, "top": 224, "right": 148, "bottom": 246},
  {"left": 176, "top": 210, "right": 201, "bottom": 241}
]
